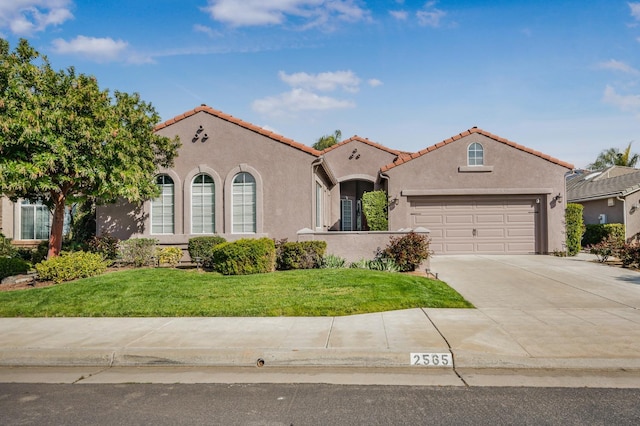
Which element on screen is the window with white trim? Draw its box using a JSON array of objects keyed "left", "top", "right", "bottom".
[
  {"left": 232, "top": 172, "right": 256, "bottom": 233},
  {"left": 192, "top": 173, "right": 215, "bottom": 234},
  {"left": 315, "top": 182, "right": 323, "bottom": 230},
  {"left": 151, "top": 175, "right": 174, "bottom": 234},
  {"left": 20, "top": 200, "right": 50, "bottom": 240},
  {"left": 468, "top": 142, "right": 484, "bottom": 166}
]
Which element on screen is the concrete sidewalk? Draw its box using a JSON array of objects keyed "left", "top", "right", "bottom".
[{"left": 1, "top": 254, "right": 639, "bottom": 376}]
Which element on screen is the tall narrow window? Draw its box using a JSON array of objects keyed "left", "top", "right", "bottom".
[
  {"left": 192, "top": 174, "right": 215, "bottom": 234},
  {"left": 232, "top": 172, "right": 256, "bottom": 233},
  {"left": 151, "top": 175, "right": 174, "bottom": 234},
  {"left": 20, "top": 200, "right": 50, "bottom": 240},
  {"left": 315, "top": 182, "right": 323, "bottom": 230},
  {"left": 468, "top": 142, "right": 484, "bottom": 166}
]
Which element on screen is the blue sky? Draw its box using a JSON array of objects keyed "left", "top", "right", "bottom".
[{"left": 2, "top": 1, "right": 640, "bottom": 168}]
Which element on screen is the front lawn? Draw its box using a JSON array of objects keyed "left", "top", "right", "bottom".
[{"left": 0, "top": 268, "right": 472, "bottom": 317}]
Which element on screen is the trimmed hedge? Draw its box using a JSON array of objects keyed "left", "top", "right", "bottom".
[
  {"left": 35, "top": 251, "right": 108, "bottom": 284},
  {"left": 362, "top": 190, "right": 388, "bottom": 231},
  {"left": 275, "top": 240, "right": 327, "bottom": 270},
  {"left": 118, "top": 238, "right": 158, "bottom": 267},
  {"left": 0, "top": 232, "right": 17, "bottom": 258},
  {"left": 211, "top": 238, "right": 276, "bottom": 275},
  {"left": 0, "top": 257, "right": 30, "bottom": 280},
  {"left": 582, "top": 223, "right": 625, "bottom": 247},
  {"left": 188, "top": 236, "right": 226, "bottom": 267},
  {"left": 156, "top": 247, "right": 183, "bottom": 267},
  {"left": 565, "top": 203, "right": 584, "bottom": 256}
]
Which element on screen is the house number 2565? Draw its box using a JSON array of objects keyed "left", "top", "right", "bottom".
[{"left": 410, "top": 353, "right": 452, "bottom": 367}]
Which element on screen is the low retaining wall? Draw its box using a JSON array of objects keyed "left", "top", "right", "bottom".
[{"left": 296, "top": 228, "right": 430, "bottom": 265}]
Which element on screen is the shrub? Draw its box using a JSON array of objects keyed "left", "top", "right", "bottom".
[
  {"left": 582, "top": 223, "right": 625, "bottom": 247},
  {"left": 156, "top": 247, "right": 183, "bottom": 267},
  {"left": 349, "top": 259, "right": 370, "bottom": 269},
  {"left": 367, "top": 258, "right": 400, "bottom": 272},
  {"left": 379, "top": 232, "right": 432, "bottom": 272},
  {"left": 587, "top": 234, "right": 622, "bottom": 263},
  {"left": 88, "top": 234, "right": 120, "bottom": 261},
  {"left": 321, "top": 254, "right": 346, "bottom": 269},
  {"left": 275, "top": 239, "right": 327, "bottom": 270},
  {"left": 187, "top": 236, "right": 226, "bottom": 267},
  {"left": 118, "top": 238, "right": 158, "bottom": 267},
  {"left": 211, "top": 238, "right": 276, "bottom": 275},
  {"left": 0, "top": 257, "right": 30, "bottom": 280},
  {"left": 565, "top": 203, "right": 584, "bottom": 256},
  {"left": 617, "top": 243, "right": 640, "bottom": 268},
  {"left": 0, "top": 232, "right": 17, "bottom": 258},
  {"left": 362, "top": 190, "right": 388, "bottom": 231},
  {"left": 35, "top": 251, "right": 108, "bottom": 284}
]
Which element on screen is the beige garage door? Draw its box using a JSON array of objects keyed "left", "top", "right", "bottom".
[{"left": 410, "top": 196, "right": 538, "bottom": 254}]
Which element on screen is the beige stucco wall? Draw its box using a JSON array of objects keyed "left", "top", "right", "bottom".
[
  {"left": 322, "top": 140, "right": 397, "bottom": 231},
  {"left": 97, "top": 111, "right": 321, "bottom": 244},
  {"left": 580, "top": 198, "right": 624, "bottom": 225},
  {"left": 0, "top": 196, "right": 15, "bottom": 239},
  {"left": 384, "top": 133, "right": 570, "bottom": 253}
]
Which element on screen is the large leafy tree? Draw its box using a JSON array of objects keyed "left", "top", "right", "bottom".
[
  {"left": 589, "top": 142, "right": 639, "bottom": 169},
  {"left": 312, "top": 129, "right": 342, "bottom": 151},
  {"left": 0, "top": 39, "right": 180, "bottom": 258}
]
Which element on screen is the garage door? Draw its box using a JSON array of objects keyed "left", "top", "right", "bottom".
[{"left": 410, "top": 196, "right": 538, "bottom": 254}]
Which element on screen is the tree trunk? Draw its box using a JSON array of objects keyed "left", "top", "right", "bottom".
[{"left": 48, "top": 194, "right": 66, "bottom": 258}]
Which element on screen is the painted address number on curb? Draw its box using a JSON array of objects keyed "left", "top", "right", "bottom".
[{"left": 410, "top": 353, "right": 452, "bottom": 367}]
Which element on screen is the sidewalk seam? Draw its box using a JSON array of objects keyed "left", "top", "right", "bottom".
[{"left": 324, "top": 317, "right": 335, "bottom": 349}]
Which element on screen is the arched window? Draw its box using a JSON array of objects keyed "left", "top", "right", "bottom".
[
  {"left": 151, "top": 175, "right": 174, "bottom": 234},
  {"left": 232, "top": 172, "right": 256, "bottom": 233},
  {"left": 192, "top": 173, "right": 215, "bottom": 234},
  {"left": 468, "top": 142, "right": 484, "bottom": 166}
]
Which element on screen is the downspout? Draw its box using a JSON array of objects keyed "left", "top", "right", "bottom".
[
  {"left": 617, "top": 195, "right": 627, "bottom": 241},
  {"left": 379, "top": 171, "right": 391, "bottom": 230},
  {"left": 311, "top": 156, "right": 324, "bottom": 231}
]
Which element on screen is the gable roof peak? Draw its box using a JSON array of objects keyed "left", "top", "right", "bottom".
[
  {"left": 322, "top": 134, "right": 403, "bottom": 156},
  {"left": 154, "top": 104, "right": 321, "bottom": 157},
  {"left": 380, "top": 127, "right": 574, "bottom": 172}
]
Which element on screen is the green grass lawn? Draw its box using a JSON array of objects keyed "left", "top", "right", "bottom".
[{"left": 0, "top": 268, "right": 472, "bottom": 317}]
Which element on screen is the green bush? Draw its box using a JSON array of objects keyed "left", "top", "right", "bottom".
[
  {"left": 565, "top": 203, "right": 584, "bottom": 256},
  {"left": 275, "top": 239, "right": 327, "bottom": 270},
  {"left": 0, "top": 232, "right": 17, "bottom": 258},
  {"left": 321, "top": 254, "right": 346, "bottom": 269},
  {"left": 156, "top": 247, "right": 183, "bottom": 267},
  {"left": 35, "top": 251, "right": 108, "bottom": 284},
  {"left": 187, "top": 236, "right": 226, "bottom": 267},
  {"left": 0, "top": 257, "right": 30, "bottom": 280},
  {"left": 582, "top": 223, "right": 625, "bottom": 247},
  {"left": 618, "top": 243, "right": 640, "bottom": 268},
  {"left": 362, "top": 190, "right": 388, "bottom": 231},
  {"left": 211, "top": 238, "right": 276, "bottom": 275},
  {"left": 88, "top": 234, "right": 120, "bottom": 261},
  {"left": 379, "top": 232, "right": 432, "bottom": 272},
  {"left": 118, "top": 238, "right": 158, "bottom": 267}
]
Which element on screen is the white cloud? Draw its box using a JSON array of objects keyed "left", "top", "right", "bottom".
[
  {"left": 279, "top": 70, "right": 361, "bottom": 92},
  {"left": 51, "top": 36, "right": 148, "bottom": 64},
  {"left": 193, "top": 24, "right": 221, "bottom": 38},
  {"left": 629, "top": 2, "right": 640, "bottom": 20},
  {"left": 252, "top": 88, "right": 355, "bottom": 116},
  {"left": 202, "top": 0, "right": 370, "bottom": 28},
  {"left": 417, "top": 1, "right": 446, "bottom": 28},
  {"left": 603, "top": 85, "right": 640, "bottom": 113},
  {"left": 389, "top": 10, "right": 408, "bottom": 20},
  {"left": 0, "top": 0, "right": 73, "bottom": 35},
  {"left": 368, "top": 78, "right": 383, "bottom": 87},
  {"left": 598, "top": 59, "right": 640, "bottom": 75}
]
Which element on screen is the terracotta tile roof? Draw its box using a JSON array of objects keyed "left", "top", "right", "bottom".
[
  {"left": 380, "top": 127, "right": 574, "bottom": 172},
  {"left": 154, "top": 104, "right": 321, "bottom": 157},
  {"left": 322, "top": 135, "right": 404, "bottom": 156}
]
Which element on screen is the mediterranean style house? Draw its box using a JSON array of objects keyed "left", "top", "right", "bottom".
[{"left": 1, "top": 104, "right": 574, "bottom": 257}]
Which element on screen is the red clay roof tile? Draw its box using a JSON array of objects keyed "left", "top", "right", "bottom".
[
  {"left": 154, "top": 104, "right": 321, "bottom": 157},
  {"left": 380, "top": 127, "right": 574, "bottom": 171}
]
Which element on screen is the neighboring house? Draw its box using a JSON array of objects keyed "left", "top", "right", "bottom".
[
  {"left": 567, "top": 166, "right": 640, "bottom": 241},
  {"left": 2, "top": 104, "right": 574, "bottom": 255}
]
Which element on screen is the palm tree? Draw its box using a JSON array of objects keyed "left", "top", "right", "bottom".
[
  {"left": 589, "top": 141, "right": 639, "bottom": 169},
  {"left": 312, "top": 130, "right": 342, "bottom": 151}
]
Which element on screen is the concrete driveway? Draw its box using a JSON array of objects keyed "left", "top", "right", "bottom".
[{"left": 428, "top": 254, "right": 640, "bottom": 369}]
